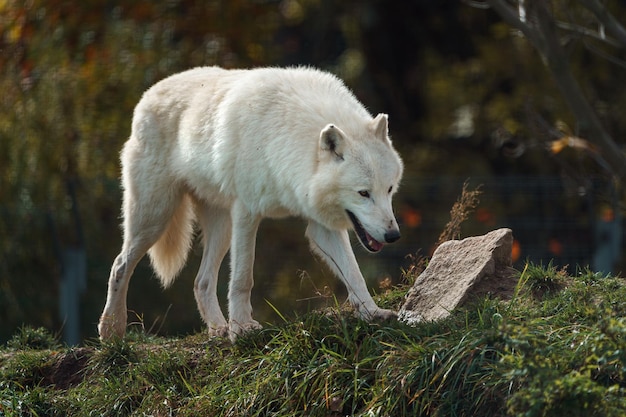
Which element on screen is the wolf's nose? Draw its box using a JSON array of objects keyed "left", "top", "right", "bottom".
[{"left": 384, "top": 229, "right": 401, "bottom": 243}]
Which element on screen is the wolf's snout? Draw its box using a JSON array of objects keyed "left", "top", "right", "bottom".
[{"left": 384, "top": 229, "right": 401, "bottom": 243}]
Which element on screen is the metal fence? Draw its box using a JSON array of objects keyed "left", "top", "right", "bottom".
[
  {"left": 0, "top": 175, "right": 622, "bottom": 344},
  {"left": 399, "top": 175, "right": 621, "bottom": 274}
]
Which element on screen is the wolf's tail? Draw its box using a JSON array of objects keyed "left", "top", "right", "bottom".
[{"left": 148, "top": 194, "right": 195, "bottom": 288}]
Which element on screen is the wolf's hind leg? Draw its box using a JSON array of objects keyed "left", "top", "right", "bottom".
[
  {"left": 98, "top": 245, "right": 145, "bottom": 340},
  {"left": 194, "top": 201, "right": 231, "bottom": 337},
  {"left": 98, "top": 175, "right": 186, "bottom": 340},
  {"left": 305, "top": 221, "right": 396, "bottom": 321},
  {"left": 98, "top": 222, "right": 170, "bottom": 340}
]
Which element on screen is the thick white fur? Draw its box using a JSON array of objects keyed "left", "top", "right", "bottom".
[{"left": 98, "top": 66, "right": 403, "bottom": 341}]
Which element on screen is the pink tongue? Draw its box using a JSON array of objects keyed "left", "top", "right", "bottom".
[{"left": 366, "top": 231, "right": 384, "bottom": 251}]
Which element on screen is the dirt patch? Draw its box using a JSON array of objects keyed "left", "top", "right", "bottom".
[{"left": 43, "top": 347, "right": 94, "bottom": 390}]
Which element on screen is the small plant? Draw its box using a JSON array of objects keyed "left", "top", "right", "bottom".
[
  {"left": 401, "top": 251, "right": 428, "bottom": 286},
  {"left": 89, "top": 336, "right": 140, "bottom": 376},
  {"left": 436, "top": 180, "right": 482, "bottom": 247},
  {"left": 6, "top": 326, "right": 60, "bottom": 351},
  {"left": 401, "top": 182, "right": 482, "bottom": 286},
  {"left": 521, "top": 261, "right": 569, "bottom": 298}
]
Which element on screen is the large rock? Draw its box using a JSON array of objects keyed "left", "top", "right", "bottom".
[{"left": 399, "top": 228, "right": 517, "bottom": 325}]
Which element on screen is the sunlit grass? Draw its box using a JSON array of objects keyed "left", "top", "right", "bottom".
[{"left": 1, "top": 263, "right": 626, "bottom": 416}]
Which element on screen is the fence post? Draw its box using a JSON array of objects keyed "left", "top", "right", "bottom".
[{"left": 59, "top": 247, "right": 86, "bottom": 345}]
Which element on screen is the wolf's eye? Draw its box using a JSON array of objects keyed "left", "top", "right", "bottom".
[
  {"left": 358, "top": 190, "right": 370, "bottom": 198},
  {"left": 388, "top": 186, "right": 393, "bottom": 194}
]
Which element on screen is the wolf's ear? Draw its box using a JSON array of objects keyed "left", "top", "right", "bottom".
[
  {"left": 371, "top": 113, "right": 390, "bottom": 143},
  {"left": 320, "top": 124, "right": 346, "bottom": 161}
]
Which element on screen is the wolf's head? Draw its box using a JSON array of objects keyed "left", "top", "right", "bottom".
[{"left": 310, "top": 113, "right": 403, "bottom": 253}]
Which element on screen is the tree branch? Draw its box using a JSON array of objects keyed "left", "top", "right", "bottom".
[
  {"left": 532, "top": 3, "right": 626, "bottom": 178},
  {"left": 578, "top": 0, "right": 626, "bottom": 48},
  {"left": 486, "top": 0, "right": 626, "bottom": 179},
  {"left": 556, "top": 20, "right": 621, "bottom": 47},
  {"left": 486, "top": 0, "right": 540, "bottom": 45},
  {"left": 583, "top": 38, "right": 626, "bottom": 70}
]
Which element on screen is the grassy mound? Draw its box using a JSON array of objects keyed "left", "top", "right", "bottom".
[{"left": 2, "top": 263, "right": 626, "bottom": 416}]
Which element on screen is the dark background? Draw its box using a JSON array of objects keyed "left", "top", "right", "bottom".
[{"left": 1, "top": 0, "right": 624, "bottom": 343}]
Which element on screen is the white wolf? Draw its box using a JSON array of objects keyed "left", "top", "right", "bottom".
[{"left": 98, "top": 66, "right": 403, "bottom": 341}]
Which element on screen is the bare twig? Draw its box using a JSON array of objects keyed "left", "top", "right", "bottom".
[
  {"left": 583, "top": 39, "right": 626, "bottom": 70},
  {"left": 485, "top": 0, "right": 626, "bottom": 179},
  {"left": 578, "top": 0, "right": 626, "bottom": 47},
  {"left": 555, "top": 20, "right": 621, "bottom": 47}
]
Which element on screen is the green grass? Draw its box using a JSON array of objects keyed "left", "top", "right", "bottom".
[{"left": 2, "top": 263, "right": 626, "bottom": 416}]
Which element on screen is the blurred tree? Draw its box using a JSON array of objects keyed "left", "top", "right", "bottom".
[
  {"left": 483, "top": 0, "right": 626, "bottom": 178},
  {"left": 1, "top": 0, "right": 624, "bottom": 342}
]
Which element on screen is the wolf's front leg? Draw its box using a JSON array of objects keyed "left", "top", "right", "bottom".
[
  {"left": 228, "top": 201, "right": 263, "bottom": 341},
  {"left": 305, "top": 221, "right": 397, "bottom": 321}
]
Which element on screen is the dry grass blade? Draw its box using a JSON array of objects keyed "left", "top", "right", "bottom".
[{"left": 436, "top": 180, "right": 482, "bottom": 247}]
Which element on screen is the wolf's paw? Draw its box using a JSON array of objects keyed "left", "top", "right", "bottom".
[
  {"left": 98, "top": 315, "right": 127, "bottom": 340},
  {"left": 228, "top": 319, "right": 263, "bottom": 342},
  {"left": 359, "top": 307, "right": 397, "bottom": 322},
  {"left": 208, "top": 325, "right": 230, "bottom": 339}
]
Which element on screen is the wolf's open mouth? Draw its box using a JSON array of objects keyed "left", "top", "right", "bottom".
[{"left": 346, "top": 210, "right": 384, "bottom": 253}]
